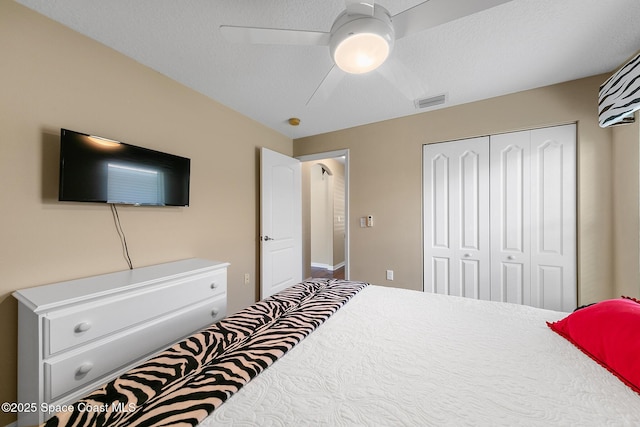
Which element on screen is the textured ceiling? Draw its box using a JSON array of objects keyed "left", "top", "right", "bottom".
[{"left": 14, "top": 0, "right": 640, "bottom": 139}]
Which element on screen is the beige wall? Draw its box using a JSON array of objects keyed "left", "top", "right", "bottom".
[
  {"left": 0, "top": 2, "right": 291, "bottom": 423},
  {"left": 613, "top": 113, "right": 640, "bottom": 297},
  {"left": 330, "top": 159, "right": 346, "bottom": 268},
  {"left": 301, "top": 161, "right": 312, "bottom": 279},
  {"left": 310, "top": 163, "right": 334, "bottom": 267},
  {"left": 294, "top": 75, "right": 617, "bottom": 305}
]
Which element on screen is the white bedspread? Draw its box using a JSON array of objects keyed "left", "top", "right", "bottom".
[{"left": 200, "top": 285, "right": 640, "bottom": 426}]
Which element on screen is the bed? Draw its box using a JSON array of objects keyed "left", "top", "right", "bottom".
[{"left": 43, "top": 279, "right": 640, "bottom": 426}]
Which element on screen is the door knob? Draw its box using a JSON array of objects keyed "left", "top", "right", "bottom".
[
  {"left": 507, "top": 255, "right": 516, "bottom": 260},
  {"left": 463, "top": 253, "right": 472, "bottom": 258},
  {"left": 263, "top": 236, "right": 274, "bottom": 241}
]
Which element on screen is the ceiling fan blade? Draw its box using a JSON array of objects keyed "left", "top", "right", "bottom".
[
  {"left": 393, "top": 0, "right": 512, "bottom": 40},
  {"left": 306, "top": 65, "right": 344, "bottom": 106},
  {"left": 345, "top": 0, "right": 375, "bottom": 16},
  {"left": 220, "top": 25, "right": 330, "bottom": 46},
  {"left": 376, "top": 58, "right": 427, "bottom": 101}
]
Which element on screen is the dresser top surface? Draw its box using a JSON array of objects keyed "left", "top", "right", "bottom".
[{"left": 13, "top": 258, "right": 229, "bottom": 312}]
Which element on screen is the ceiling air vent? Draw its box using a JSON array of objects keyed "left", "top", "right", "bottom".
[{"left": 414, "top": 93, "right": 447, "bottom": 109}]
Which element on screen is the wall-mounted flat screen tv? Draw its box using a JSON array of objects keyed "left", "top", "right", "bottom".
[{"left": 59, "top": 129, "right": 190, "bottom": 206}]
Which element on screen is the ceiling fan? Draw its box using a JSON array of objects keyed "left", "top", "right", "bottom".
[{"left": 220, "top": 0, "right": 511, "bottom": 105}]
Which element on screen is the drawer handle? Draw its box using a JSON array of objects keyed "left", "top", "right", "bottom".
[
  {"left": 74, "top": 322, "right": 92, "bottom": 333},
  {"left": 211, "top": 308, "right": 220, "bottom": 317},
  {"left": 76, "top": 362, "right": 94, "bottom": 377},
  {"left": 210, "top": 282, "right": 218, "bottom": 290}
]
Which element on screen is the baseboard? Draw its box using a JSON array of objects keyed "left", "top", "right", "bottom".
[
  {"left": 311, "top": 262, "right": 332, "bottom": 270},
  {"left": 311, "top": 262, "right": 345, "bottom": 271}
]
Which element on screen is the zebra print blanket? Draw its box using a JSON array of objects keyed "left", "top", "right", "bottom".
[{"left": 44, "top": 279, "right": 368, "bottom": 427}]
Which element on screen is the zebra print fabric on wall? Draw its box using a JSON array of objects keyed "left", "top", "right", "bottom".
[
  {"left": 43, "top": 279, "right": 368, "bottom": 427},
  {"left": 599, "top": 51, "right": 640, "bottom": 127}
]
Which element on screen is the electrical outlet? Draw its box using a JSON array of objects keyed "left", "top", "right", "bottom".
[
  {"left": 386, "top": 269, "right": 394, "bottom": 281},
  {"left": 244, "top": 273, "right": 250, "bottom": 285}
]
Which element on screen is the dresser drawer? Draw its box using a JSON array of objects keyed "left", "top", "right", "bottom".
[
  {"left": 44, "top": 294, "right": 226, "bottom": 402},
  {"left": 44, "top": 269, "right": 226, "bottom": 356}
]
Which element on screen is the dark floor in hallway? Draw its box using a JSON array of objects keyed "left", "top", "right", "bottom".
[{"left": 311, "top": 266, "right": 345, "bottom": 280}]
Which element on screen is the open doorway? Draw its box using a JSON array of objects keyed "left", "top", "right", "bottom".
[{"left": 297, "top": 150, "right": 349, "bottom": 281}]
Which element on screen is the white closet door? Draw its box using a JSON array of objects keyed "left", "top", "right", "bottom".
[
  {"left": 529, "top": 124, "right": 576, "bottom": 311},
  {"left": 490, "top": 131, "right": 532, "bottom": 305},
  {"left": 423, "top": 125, "right": 576, "bottom": 310},
  {"left": 490, "top": 125, "right": 576, "bottom": 310},
  {"left": 423, "top": 137, "right": 490, "bottom": 298}
]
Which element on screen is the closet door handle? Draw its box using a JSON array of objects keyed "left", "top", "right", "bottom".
[
  {"left": 507, "top": 255, "right": 516, "bottom": 260},
  {"left": 463, "top": 253, "right": 472, "bottom": 258}
]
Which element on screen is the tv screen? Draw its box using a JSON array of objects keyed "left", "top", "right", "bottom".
[{"left": 59, "top": 129, "right": 190, "bottom": 206}]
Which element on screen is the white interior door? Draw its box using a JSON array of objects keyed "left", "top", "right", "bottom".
[
  {"left": 423, "top": 137, "right": 490, "bottom": 298},
  {"left": 260, "top": 148, "right": 302, "bottom": 299}
]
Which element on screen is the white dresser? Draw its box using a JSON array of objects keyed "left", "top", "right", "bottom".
[{"left": 13, "top": 258, "right": 229, "bottom": 426}]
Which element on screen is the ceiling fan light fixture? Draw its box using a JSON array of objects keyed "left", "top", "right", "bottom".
[
  {"left": 333, "top": 32, "right": 389, "bottom": 74},
  {"left": 329, "top": 6, "right": 394, "bottom": 75}
]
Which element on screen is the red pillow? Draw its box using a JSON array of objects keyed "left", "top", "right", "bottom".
[{"left": 547, "top": 297, "right": 640, "bottom": 394}]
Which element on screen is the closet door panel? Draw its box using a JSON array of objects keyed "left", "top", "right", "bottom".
[
  {"left": 461, "top": 259, "right": 481, "bottom": 299},
  {"left": 432, "top": 257, "right": 450, "bottom": 294},
  {"left": 501, "top": 262, "right": 524, "bottom": 304},
  {"left": 460, "top": 150, "right": 482, "bottom": 251},
  {"left": 432, "top": 154, "right": 450, "bottom": 250},
  {"left": 530, "top": 124, "right": 576, "bottom": 311},
  {"left": 457, "top": 141, "right": 490, "bottom": 299},
  {"left": 424, "top": 148, "right": 452, "bottom": 293},
  {"left": 424, "top": 138, "right": 489, "bottom": 297},
  {"left": 538, "top": 265, "right": 564, "bottom": 309},
  {"left": 490, "top": 131, "right": 531, "bottom": 304}
]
